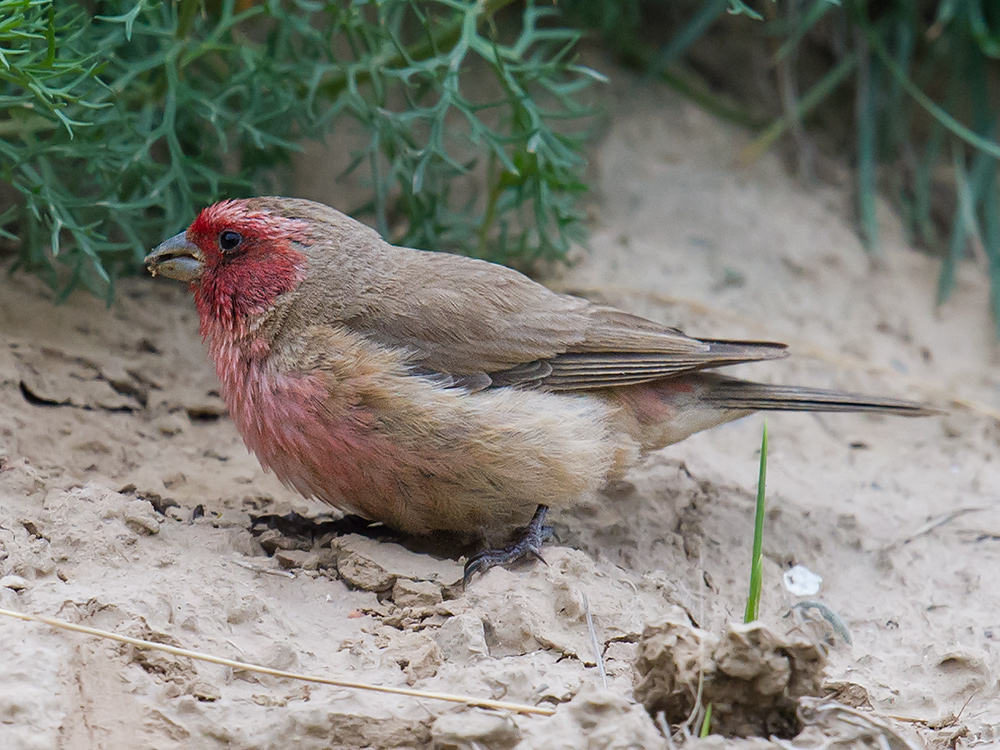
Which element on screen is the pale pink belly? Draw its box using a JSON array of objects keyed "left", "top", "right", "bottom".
[{"left": 226, "top": 370, "right": 446, "bottom": 530}]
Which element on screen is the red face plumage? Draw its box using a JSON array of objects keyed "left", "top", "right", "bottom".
[{"left": 186, "top": 199, "right": 310, "bottom": 333}]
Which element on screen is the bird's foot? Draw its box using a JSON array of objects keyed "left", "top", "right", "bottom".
[{"left": 463, "top": 505, "right": 553, "bottom": 585}]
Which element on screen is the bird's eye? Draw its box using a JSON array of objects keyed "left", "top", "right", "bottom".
[{"left": 219, "top": 230, "right": 242, "bottom": 252}]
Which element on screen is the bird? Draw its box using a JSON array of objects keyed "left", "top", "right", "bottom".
[{"left": 145, "top": 196, "right": 936, "bottom": 579}]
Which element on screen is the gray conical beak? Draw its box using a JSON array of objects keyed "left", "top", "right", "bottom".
[{"left": 145, "top": 232, "right": 204, "bottom": 282}]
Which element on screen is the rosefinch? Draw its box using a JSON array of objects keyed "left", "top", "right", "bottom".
[{"left": 146, "top": 197, "right": 935, "bottom": 577}]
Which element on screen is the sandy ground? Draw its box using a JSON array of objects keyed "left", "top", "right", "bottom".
[{"left": 2, "top": 72, "right": 999, "bottom": 749}]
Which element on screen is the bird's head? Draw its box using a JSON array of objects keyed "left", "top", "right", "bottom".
[{"left": 145, "top": 199, "right": 310, "bottom": 332}]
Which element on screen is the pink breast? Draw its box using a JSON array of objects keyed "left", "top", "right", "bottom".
[{"left": 214, "top": 346, "right": 414, "bottom": 520}]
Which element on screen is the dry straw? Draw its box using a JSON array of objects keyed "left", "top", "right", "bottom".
[{"left": 0, "top": 607, "right": 555, "bottom": 717}]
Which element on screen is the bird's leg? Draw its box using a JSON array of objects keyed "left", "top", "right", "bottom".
[{"left": 463, "top": 504, "right": 554, "bottom": 585}]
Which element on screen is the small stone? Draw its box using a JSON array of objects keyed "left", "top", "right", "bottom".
[
  {"left": 315, "top": 548, "right": 338, "bottom": 570},
  {"left": 185, "top": 398, "right": 228, "bottom": 420},
  {"left": 432, "top": 710, "right": 520, "bottom": 750},
  {"left": 155, "top": 413, "right": 187, "bottom": 436},
  {"left": 251, "top": 694, "right": 287, "bottom": 707},
  {"left": 331, "top": 534, "right": 462, "bottom": 586},
  {"left": 535, "top": 686, "right": 662, "bottom": 748},
  {"left": 20, "top": 519, "right": 44, "bottom": 538},
  {"left": 404, "top": 638, "right": 442, "bottom": 683},
  {"left": 434, "top": 613, "right": 489, "bottom": 665},
  {"left": 161, "top": 472, "right": 186, "bottom": 489},
  {"left": 187, "top": 679, "right": 221, "bottom": 702},
  {"left": 275, "top": 549, "right": 320, "bottom": 571},
  {"left": 332, "top": 541, "right": 396, "bottom": 592},
  {"left": 256, "top": 528, "right": 310, "bottom": 554},
  {"left": 0, "top": 575, "right": 30, "bottom": 591},
  {"left": 392, "top": 578, "right": 443, "bottom": 608},
  {"left": 123, "top": 499, "right": 161, "bottom": 535},
  {"left": 74, "top": 439, "right": 112, "bottom": 454}
]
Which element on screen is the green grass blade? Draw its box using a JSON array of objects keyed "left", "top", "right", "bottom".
[
  {"left": 938, "top": 146, "right": 978, "bottom": 306},
  {"left": 914, "top": 119, "right": 946, "bottom": 246},
  {"left": 979, "top": 166, "right": 1000, "bottom": 334},
  {"left": 699, "top": 703, "right": 714, "bottom": 737},
  {"left": 739, "top": 52, "right": 856, "bottom": 165},
  {"left": 649, "top": 0, "right": 729, "bottom": 72},
  {"left": 744, "top": 421, "right": 768, "bottom": 624},
  {"left": 856, "top": 32, "right": 879, "bottom": 252},
  {"left": 774, "top": 0, "right": 836, "bottom": 62},
  {"left": 727, "top": 0, "right": 765, "bottom": 21},
  {"left": 863, "top": 23, "right": 1000, "bottom": 160}
]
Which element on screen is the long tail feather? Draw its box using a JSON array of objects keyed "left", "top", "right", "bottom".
[{"left": 701, "top": 377, "right": 938, "bottom": 417}]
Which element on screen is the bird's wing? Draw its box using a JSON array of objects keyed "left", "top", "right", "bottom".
[
  {"left": 498, "top": 340, "right": 788, "bottom": 391},
  {"left": 343, "top": 248, "right": 788, "bottom": 391}
]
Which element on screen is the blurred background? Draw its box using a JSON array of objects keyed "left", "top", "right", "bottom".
[{"left": 2, "top": 0, "right": 999, "bottom": 325}]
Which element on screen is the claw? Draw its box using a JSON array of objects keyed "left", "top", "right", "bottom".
[
  {"left": 526, "top": 550, "right": 546, "bottom": 565},
  {"left": 463, "top": 505, "right": 553, "bottom": 586}
]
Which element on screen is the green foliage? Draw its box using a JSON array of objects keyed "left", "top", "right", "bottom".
[
  {"left": 9, "top": 0, "right": 1000, "bottom": 323},
  {"left": 765, "top": 0, "right": 1000, "bottom": 329},
  {"left": 744, "top": 420, "right": 767, "bottom": 624},
  {"left": 0, "top": 0, "right": 598, "bottom": 300},
  {"left": 569, "top": 0, "right": 1000, "bottom": 333}
]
